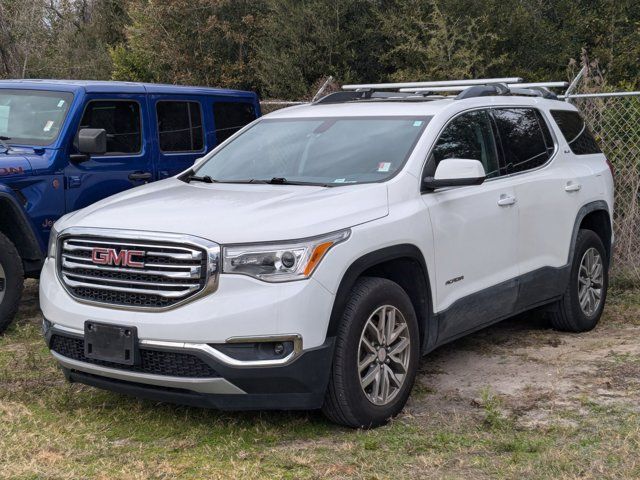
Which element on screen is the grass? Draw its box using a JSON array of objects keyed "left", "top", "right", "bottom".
[{"left": 1, "top": 281, "right": 640, "bottom": 479}]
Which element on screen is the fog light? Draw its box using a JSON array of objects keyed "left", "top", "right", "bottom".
[{"left": 274, "top": 343, "right": 285, "bottom": 355}]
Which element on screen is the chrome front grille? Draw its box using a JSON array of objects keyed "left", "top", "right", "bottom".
[{"left": 57, "top": 229, "right": 219, "bottom": 310}]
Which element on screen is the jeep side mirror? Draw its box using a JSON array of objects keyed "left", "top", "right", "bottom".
[
  {"left": 422, "top": 158, "right": 486, "bottom": 191},
  {"left": 71, "top": 128, "right": 107, "bottom": 163}
]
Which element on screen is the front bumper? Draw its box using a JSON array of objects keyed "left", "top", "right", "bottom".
[
  {"left": 40, "top": 253, "right": 339, "bottom": 409},
  {"left": 45, "top": 323, "right": 335, "bottom": 410}
]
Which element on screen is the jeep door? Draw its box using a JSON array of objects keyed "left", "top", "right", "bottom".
[
  {"left": 64, "top": 94, "right": 153, "bottom": 212},
  {"left": 149, "top": 95, "right": 207, "bottom": 180},
  {"left": 423, "top": 109, "right": 519, "bottom": 341}
]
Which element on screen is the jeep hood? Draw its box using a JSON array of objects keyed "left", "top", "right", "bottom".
[{"left": 58, "top": 178, "right": 389, "bottom": 243}]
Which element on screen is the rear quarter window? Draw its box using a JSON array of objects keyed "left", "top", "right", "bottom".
[{"left": 550, "top": 110, "right": 601, "bottom": 155}]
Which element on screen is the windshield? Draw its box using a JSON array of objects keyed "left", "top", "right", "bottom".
[
  {"left": 0, "top": 89, "right": 74, "bottom": 146},
  {"left": 195, "top": 116, "right": 430, "bottom": 185}
]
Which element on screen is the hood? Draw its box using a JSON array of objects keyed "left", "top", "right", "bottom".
[
  {"left": 0, "top": 153, "right": 32, "bottom": 178},
  {"left": 58, "top": 178, "right": 389, "bottom": 244}
]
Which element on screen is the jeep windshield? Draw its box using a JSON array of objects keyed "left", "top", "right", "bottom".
[
  {"left": 0, "top": 89, "right": 74, "bottom": 147},
  {"left": 194, "top": 116, "right": 431, "bottom": 186}
]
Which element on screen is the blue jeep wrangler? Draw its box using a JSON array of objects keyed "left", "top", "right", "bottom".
[{"left": 0, "top": 80, "right": 260, "bottom": 332}]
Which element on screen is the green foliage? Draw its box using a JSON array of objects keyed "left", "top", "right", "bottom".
[
  {"left": 110, "top": 0, "right": 265, "bottom": 89},
  {"left": 1, "top": 0, "right": 639, "bottom": 96},
  {"left": 377, "top": 0, "right": 508, "bottom": 81},
  {"left": 251, "top": 0, "right": 383, "bottom": 99}
]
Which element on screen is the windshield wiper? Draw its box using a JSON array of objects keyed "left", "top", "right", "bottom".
[
  {"left": 265, "top": 177, "right": 330, "bottom": 187},
  {"left": 188, "top": 174, "right": 215, "bottom": 184},
  {"left": 180, "top": 170, "right": 215, "bottom": 184},
  {"left": 216, "top": 179, "right": 269, "bottom": 184}
]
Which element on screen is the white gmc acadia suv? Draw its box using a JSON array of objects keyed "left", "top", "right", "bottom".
[{"left": 40, "top": 80, "right": 614, "bottom": 428}]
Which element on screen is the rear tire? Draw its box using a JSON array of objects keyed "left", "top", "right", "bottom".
[
  {"left": 548, "top": 229, "right": 608, "bottom": 332},
  {"left": 322, "top": 277, "right": 420, "bottom": 428},
  {"left": 0, "top": 232, "right": 24, "bottom": 334}
]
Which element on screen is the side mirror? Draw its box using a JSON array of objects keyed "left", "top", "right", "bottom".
[
  {"left": 422, "top": 159, "right": 486, "bottom": 191},
  {"left": 71, "top": 128, "right": 107, "bottom": 163}
]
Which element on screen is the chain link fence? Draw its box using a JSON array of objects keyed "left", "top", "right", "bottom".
[{"left": 568, "top": 91, "right": 640, "bottom": 285}]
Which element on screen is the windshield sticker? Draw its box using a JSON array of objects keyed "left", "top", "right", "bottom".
[
  {"left": 57, "top": 100, "right": 65, "bottom": 108},
  {"left": 43, "top": 120, "right": 54, "bottom": 132},
  {"left": 377, "top": 162, "right": 391, "bottom": 173},
  {"left": 413, "top": 120, "right": 423, "bottom": 127}
]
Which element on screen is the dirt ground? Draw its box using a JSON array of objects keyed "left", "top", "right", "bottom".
[
  {"left": 409, "top": 290, "right": 640, "bottom": 427},
  {"left": 1, "top": 280, "right": 640, "bottom": 479}
]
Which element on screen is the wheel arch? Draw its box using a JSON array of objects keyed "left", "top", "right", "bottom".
[
  {"left": 0, "top": 191, "right": 44, "bottom": 276},
  {"left": 569, "top": 201, "right": 612, "bottom": 264},
  {"left": 327, "top": 244, "right": 434, "bottom": 353}
]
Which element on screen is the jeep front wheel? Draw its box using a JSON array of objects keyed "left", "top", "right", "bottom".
[
  {"left": 0, "top": 232, "right": 24, "bottom": 334},
  {"left": 322, "top": 277, "right": 419, "bottom": 428}
]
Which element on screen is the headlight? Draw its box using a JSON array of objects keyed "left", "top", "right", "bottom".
[
  {"left": 223, "top": 229, "right": 350, "bottom": 282},
  {"left": 47, "top": 225, "right": 59, "bottom": 259}
]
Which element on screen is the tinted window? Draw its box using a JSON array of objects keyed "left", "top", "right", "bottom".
[
  {"left": 493, "top": 108, "right": 552, "bottom": 173},
  {"left": 156, "top": 101, "right": 203, "bottom": 152},
  {"left": 79, "top": 101, "right": 141, "bottom": 155},
  {"left": 431, "top": 110, "right": 500, "bottom": 178},
  {"left": 550, "top": 110, "right": 601, "bottom": 155},
  {"left": 213, "top": 102, "right": 256, "bottom": 143}
]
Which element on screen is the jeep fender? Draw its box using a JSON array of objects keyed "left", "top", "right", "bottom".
[
  {"left": 0, "top": 186, "right": 44, "bottom": 276},
  {"left": 327, "top": 244, "right": 436, "bottom": 353}
]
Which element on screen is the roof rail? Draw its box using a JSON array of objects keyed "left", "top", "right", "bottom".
[
  {"left": 314, "top": 90, "right": 443, "bottom": 104},
  {"left": 315, "top": 77, "right": 570, "bottom": 104},
  {"left": 455, "top": 84, "right": 510, "bottom": 99},
  {"left": 342, "top": 78, "right": 523, "bottom": 91}
]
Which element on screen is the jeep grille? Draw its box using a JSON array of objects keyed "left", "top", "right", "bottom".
[{"left": 57, "top": 232, "right": 219, "bottom": 310}]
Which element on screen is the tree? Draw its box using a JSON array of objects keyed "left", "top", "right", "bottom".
[
  {"left": 251, "top": 0, "right": 383, "bottom": 99},
  {"left": 0, "top": 0, "right": 128, "bottom": 80},
  {"left": 0, "top": 0, "right": 48, "bottom": 78},
  {"left": 111, "top": 0, "right": 265, "bottom": 89},
  {"left": 376, "top": 0, "right": 507, "bottom": 82}
]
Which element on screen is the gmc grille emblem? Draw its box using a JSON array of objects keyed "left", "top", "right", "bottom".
[{"left": 91, "top": 248, "right": 145, "bottom": 268}]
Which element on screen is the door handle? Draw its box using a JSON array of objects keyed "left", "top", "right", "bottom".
[
  {"left": 129, "top": 172, "right": 152, "bottom": 182},
  {"left": 564, "top": 181, "right": 582, "bottom": 192},
  {"left": 497, "top": 194, "right": 517, "bottom": 207}
]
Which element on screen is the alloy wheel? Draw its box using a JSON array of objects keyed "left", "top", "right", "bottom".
[
  {"left": 578, "top": 247, "right": 604, "bottom": 317},
  {"left": 358, "top": 305, "right": 411, "bottom": 406}
]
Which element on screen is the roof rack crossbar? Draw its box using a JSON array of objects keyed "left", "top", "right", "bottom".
[
  {"left": 399, "top": 81, "right": 568, "bottom": 93},
  {"left": 342, "top": 77, "right": 523, "bottom": 91}
]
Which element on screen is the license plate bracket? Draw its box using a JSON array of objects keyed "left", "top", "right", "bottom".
[{"left": 84, "top": 321, "right": 138, "bottom": 365}]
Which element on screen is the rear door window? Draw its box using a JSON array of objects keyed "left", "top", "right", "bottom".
[
  {"left": 550, "top": 110, "right": 601, "bottom": 155},
  {"left": 213, "top": 102, "right": 256, "bottom": 143},
  {"left": 492, "top": 108, "right": 554, "bottom": 174},
  {"left": 79, "top": 101, "right": 141, "bottom": 155},
  {"left": 156, "top": 101, "right": 204, "bottom": 152}
]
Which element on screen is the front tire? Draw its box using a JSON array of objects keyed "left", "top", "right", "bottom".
[
  {"left": 0, "top": 232, "right": 24, "bottom": 334},
  {"left": 322, "top": 277, "right": 420, "bottom": 428},
  {"left": 548, "top": 229, "right": 608, "bottom": 332}
]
